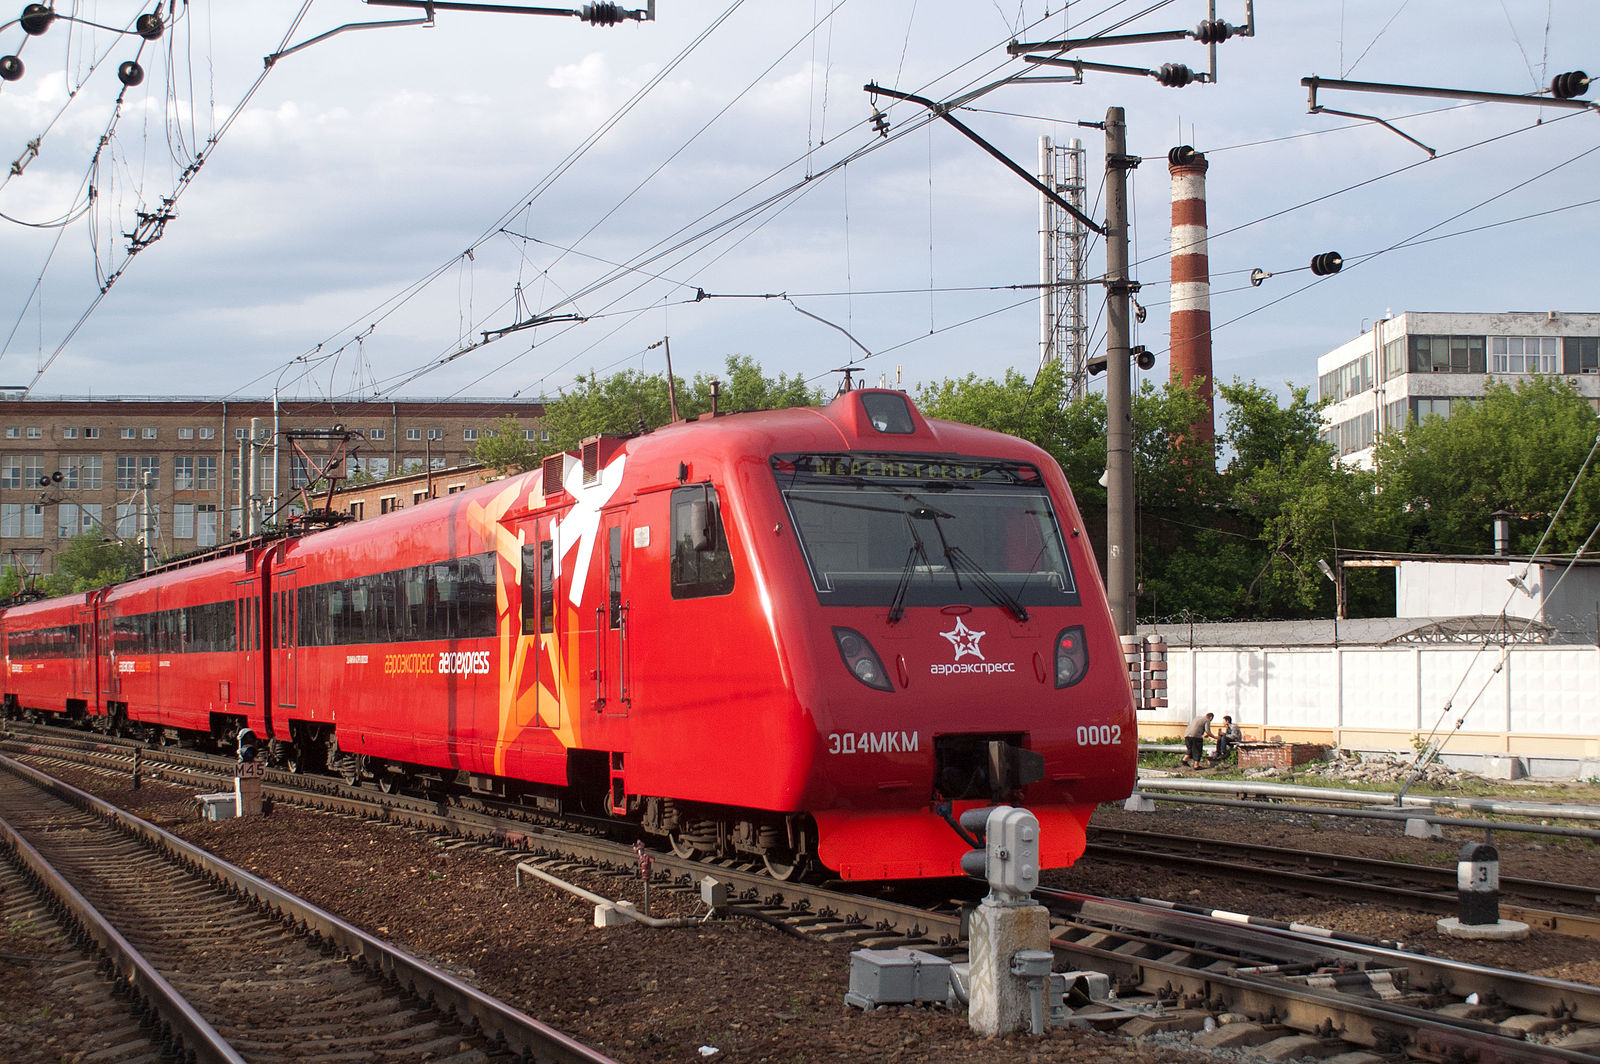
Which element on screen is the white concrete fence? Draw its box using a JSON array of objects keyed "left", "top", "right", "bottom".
[{"left": 1140, "top": 643, "right": 1600, "bottom": 780}]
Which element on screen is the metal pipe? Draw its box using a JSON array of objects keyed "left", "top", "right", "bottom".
[
  {"left": 515, "top": 862, "right": 701, "bottom": 928},
  {"left": 1135, "top": 775, "right": 1600, "bottom": 821}
]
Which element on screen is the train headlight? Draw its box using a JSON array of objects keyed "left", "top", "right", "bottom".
[
  {"left": 1054, "top": 625, "right": 1088, "bottom": 689},
  {"left": 833, "top": 627, "right": 893, "bottom": 692}
]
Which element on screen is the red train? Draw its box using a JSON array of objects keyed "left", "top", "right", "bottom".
[{"left": 1, "top": 389, "right": 1136, "bottom": 880}]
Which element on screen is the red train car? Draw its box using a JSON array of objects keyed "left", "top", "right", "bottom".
[
  {"left": 99, "top": 551, "right": 267, "bottom": 743},
  {"left": 2, "top": 593, "right": 97, "bottom": 720},
  {"left": 0, "top": 390, "right": 1137, "bottom": 881}
]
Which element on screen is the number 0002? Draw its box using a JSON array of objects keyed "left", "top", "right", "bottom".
[{"left": 1077, "top": 724, "right": 1121, "bottom": 746}]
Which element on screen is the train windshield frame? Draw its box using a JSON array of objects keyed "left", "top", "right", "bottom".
[{"left": 770, "top": 452, "right": 1080, "bottom": 609}]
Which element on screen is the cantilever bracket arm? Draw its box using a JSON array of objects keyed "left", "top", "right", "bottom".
[
  {"left": 267, "top": 7, "right": 435, "bottom": 67},
  {"left": 1311, "top": 105, "right": 1436, "bottom": 158},
  {"left": 864, "top": 82, "right": 1105, "bottom": 236}
]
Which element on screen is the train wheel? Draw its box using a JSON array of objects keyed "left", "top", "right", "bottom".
[
  {"left": 376, "top": 765, "right": 406, "bottom": 794},
  {"left": 336, "top": 753, "right": 366, "bottom": 787},
  {"left": 762, "top": 850, "right": 812, "bottom": 882},
  {"left": 668, "top": 831, "right": 697, "bottom": 859}
]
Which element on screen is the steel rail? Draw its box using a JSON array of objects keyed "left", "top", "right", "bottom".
[{"left": 0, "top": 753, "right": 620, "bottom": 1064}]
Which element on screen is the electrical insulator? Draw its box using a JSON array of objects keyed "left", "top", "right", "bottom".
[
  {"left": 135, "top": 12, "right": 164, "bottom": 40},
  {"left": 1551, "top": 70, "right": 1590, "bottom": 100},
  {"left": 870, "top": 108, "right": 890, "bottom": 138},
  {"left": 19, "top": 3, "right": 54, "bottom": 35},
  {"left": 1156, "top": 63, "right": 1194, "bottom": 88},
  {"left": 1194, "top": 19, "right": 1232, "bottom": 44},
  {"left": 1310, "top": 252, "right": 1343, "bottom": 276},
  {"left": 0, "top": 55, "right": 22, "bottom": 81},
  {"left": 1168, "top": 145, "right": 1198, "bottom": 166},
  {"left": 579, "top": 2, "right": 625, "bottom": 24},
  {"left": 118, "top": 60, "right": 144, "bottom": 87}
]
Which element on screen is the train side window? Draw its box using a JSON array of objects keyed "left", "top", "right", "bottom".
[
  {"left": 670, "top": 485, "right": 735, "bottom": 599},
  {"left": 608, "top": 526, "right": 623, "bottom": 629},
  {"left": 521, "top": 544, "right": 540, "bottom": 635},
  {"left": 539, "top": 540, "right": 554, "bottom": 634}
]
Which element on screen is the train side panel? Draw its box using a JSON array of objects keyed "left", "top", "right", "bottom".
[{"left": 3, "top": 594, "right": 95, "bottom": 719}]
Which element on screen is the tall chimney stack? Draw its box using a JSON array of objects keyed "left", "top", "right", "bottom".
[{"left": 1168, "top": 145, "right": 1214, "bottom": 444}]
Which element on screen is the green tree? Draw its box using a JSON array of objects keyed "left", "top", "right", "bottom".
[
  {"left": 1373, "top": 377, "right": 1600, "bottom": 555},
  {"left": 472, "top": 414, "right": 544, "bottom": 477},
  {"left": 42, "top": 534, "right": 142, "bottom": 595}
]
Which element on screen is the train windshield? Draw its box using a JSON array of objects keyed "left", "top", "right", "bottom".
[{"left": 770, "top": 453, "right": 1079, "bottom": 611}]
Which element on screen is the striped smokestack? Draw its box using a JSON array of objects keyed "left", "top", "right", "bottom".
[{"left": 1168, "top": 145, "right": 1214, "bottom": 444}]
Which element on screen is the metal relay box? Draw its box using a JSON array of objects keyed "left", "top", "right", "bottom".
[{"left": 844, "top": 948, "right": 953, "bottom": 1010}]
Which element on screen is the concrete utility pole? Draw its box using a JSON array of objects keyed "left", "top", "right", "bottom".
[
  {"left": 139, "top": 470, "right": 157, "bottom": 571},
  {"left": 1104, "top": 106, "right": 1139, "bottom": 636}
]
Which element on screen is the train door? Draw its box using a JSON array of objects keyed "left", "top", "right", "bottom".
[
  {"left": 234, "top": 578, "right": 258, "bottom": 708},
  {"left": 74, "top": 604, "right": 94, "bottom": 709},
  {"left": 595, "top": 512, "right": 629, "bottom": 716},
  {"left": 274, "top": 570, "right": 298, "bottom": 710},
  {"left": 516, "top": 522, "right": 560, "bottom": 729}
]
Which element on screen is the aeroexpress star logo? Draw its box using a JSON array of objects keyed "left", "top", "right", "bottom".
[{"left": 939, "top": 617, "right": 986, "bottom": 661}]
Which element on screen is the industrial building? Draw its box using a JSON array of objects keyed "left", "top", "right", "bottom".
[
  {"left": 0, "top": 396, "right": 545, "bottom": 575},
  {"left": 1317, "top": 310, "right": 1600, "bottom": 467}
]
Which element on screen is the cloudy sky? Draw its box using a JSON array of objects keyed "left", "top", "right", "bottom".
[{"left": 1, "top": 1, "right": 1596, "bottom": 408}]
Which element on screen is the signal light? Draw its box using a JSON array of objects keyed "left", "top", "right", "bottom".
[
  {"left": 958, "top": 805, "right": 1041, "bottom": 903},
  {"left": 1310, "top": 252, "right": 1343, "bottom": 276},
  {"left": 1055, "top": 625, "right": 1088, "bottom": 688}
]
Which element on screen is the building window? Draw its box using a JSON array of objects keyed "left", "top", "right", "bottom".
[
  {"left": 290, "top": 455, "right": 311, "bottom": 489},
  {"left": 67, "top": 455, "right": 102, "bottom": 490},
  {"left": 179, "top": 427, "right": 195, "bottom": 440},
  {"left": 413, "top": 490, "right": 429, "bottom": 505},
  {"left": 406, "top": 428, "right": 422, "bottom": 441},
  {"left": 116, "top": 503, "right": 138, "bottom": 538},
  {"left": 26, "top": 426, "right": 40, "bottom": 438},
  {"left": 121, "top": 428, "right": 136, "bottom": 439},
  {"left": 369, "top": 457, "right": 390, "bottom": 478},
  {"left": 463, "top": 429, "right": 479, "bottom": 441},
  {"left": 1491, "top": 336, "right": 1559, "bottom": 374},
  {"left": 230, "top": 455, "right": 241, "bottom": 491},
  {"left": 370, "top": 427, "right": 385, "bottom": 440},
  {"left": 349, "top": 500, "right": 365, "bottom": 520},
  {"left": 1318, "top": 355, "right": 1372, "bottom": 403},
  {"left": 57, "top": 503, "right": 101, "bottom": 537},
  {"left": 428, "top": 428, "right": 443, "bottom": 441},
  {"left": 198, "top": 426, "right": 216, "bottom": 440},
  {"left": 63, "top": 427, "right": 78, "bottom": 439},
  {"left": 541, "top": 430, "right": 552, "bottom": 442},
  {"left": 83, "top": 427, "right": 100, "bottom": 439},
  {"left": 117, "top": 457, "right": 137, "bottom": 490},
  {"left": 139, "top": 456, "right": 159, "bottom": 488},
  {"left": 3, "top": 427, "right": 16, "bottom": 438},
  {"left": 1409, "top": 334, "right": 1485, "bottom": 375},
  {"left": 174, "top": 503, "right": 196, "bottom": 539},
  {"left": 142, "top": 427, "right": 157, "bottom": 439},
  {"left": 0, "top": 457, "right": 19, "bottom": 488},
  {"left": 1563, "top": 336, "right": 1599, "bottom": 375},
  {"left": 1331, "top": 412, "right": 1375, "bottom": 457},
  {"left": 22, "top": 504, "right": 43, "bottom": 538},
  {"left": 174, "top": 456, "right": 196, "bottom": 490},
  {"left": 23, "top": 455, "right": 43, "bottom": 486},
  {"left": 197, "top": 505, "right": 218, "bottom": 547},
  {"left": 0, "top": 503, "right": 18, "bottom": 536},
  {"left": 1413, "top": 397, "right": 1456, "bottom": 422},
  {"left": 196, "top": 455, "right": 218, "bottom": 491},
  {"left": 430, "top": 457, "right": 447, "bottom": 470},
  {"left": 379, "top": 496, "right": 398, "bottom": 514},
  {"left": 235, "top": 427, "right": 248, "bottom": 439}
]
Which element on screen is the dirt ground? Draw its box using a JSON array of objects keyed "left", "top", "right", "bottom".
[{"left": 4, "top": 763, "right": 1599, "bottom": 1063}]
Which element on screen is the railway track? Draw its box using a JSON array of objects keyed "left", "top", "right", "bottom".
[
  {"left": 0, "top": 752, "right": 617, "bottom": 1064},
  {"left": 1087, "top": 825, "right": 1600, "bottom": 939},
  {"left": 12, "top": 723, "right": 1600, "bottom": 1060}
]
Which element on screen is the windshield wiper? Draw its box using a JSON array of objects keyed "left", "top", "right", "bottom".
[
  {"left": 926, "top": 513, "right": 1030, "bottom": 622},
  {"left": 889, "top": 509, "right": 936, "bottom": 623}
]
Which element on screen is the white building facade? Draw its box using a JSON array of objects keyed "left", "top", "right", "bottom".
[{"left": 1317, "top": 311, "right": 1600, "bottom": 467}]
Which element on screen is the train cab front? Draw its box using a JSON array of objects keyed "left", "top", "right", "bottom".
[{"left": 773, "top": 389, "right": 1137, "bottom": 880}]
